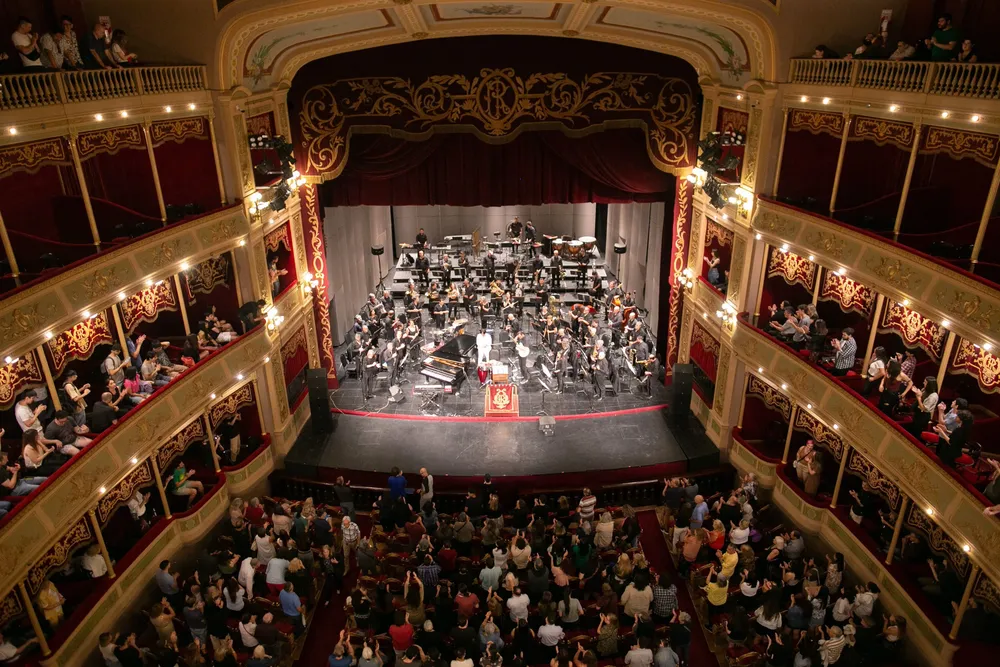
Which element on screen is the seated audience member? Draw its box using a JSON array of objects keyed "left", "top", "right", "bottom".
[
  {"left": 105, "top": 377, "right": 136, "bottom": 413},
  {"left": 239, "top": 299, "right": 268, "bottom": 333},
  {"left": 934, "top": 409, "right": 973, "bottom": 468},
  {"left": 21, "top": 429, "right": 66, "bottom": 475},
  {"left": 153, "top": 340, "right": 187, "bottom": 375},
  {"left": 91, "top": 393, "right": 120, "bottom": 433},
  {"left": 141, "top": 350, "right": 173, "bottom": 386},
  {"left": 889, "top": 40, "right": 916, "bottom": 60},
  {"left": 14, "top": 390, "right": 47, "bottom": 432},
  {"left": 830, "top": 327, "right": 856, "bottom": 376},
  {"left": 181, "top": 336, "right": 203, "bottom": 365},
  {"left": 170, "top": 462, "right": 205, "bottom": 506},
  {"left": 103, "top": 344, "right": 130, "bottom": 387},
  {"left": 0, "top": 632, "right": 38, "bottom": 662},
  {"left": 768, "top": 306, "right": 797, "bottom": 339},
  {"left": 0, "top": 451, "right": 47, "bottom": 496},
  {"left": 123, "top": 367, "right": 153, "bottom": 401},
  {"left": 61, "top": 370, "right": 90, "bottom": 426},
  {"left": 109, "top": 29, "right": 136, "bottom": 65},
  {"left": 812, "top": 44, "right": 839, "bottom": 59},
  {"left": 206, "top": 305, "right": 236, "bottom": 334},
  {"left": 43, "top": 410, "right": 91, "bottom": 451},
  {"left": 955, "top": 38, "right": 977, "bottom": 62}
]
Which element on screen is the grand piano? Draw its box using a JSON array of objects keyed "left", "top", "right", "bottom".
[{"left": 420, "top": 334, "right": 477, "bottom": 388}]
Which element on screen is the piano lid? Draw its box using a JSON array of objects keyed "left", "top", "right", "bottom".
[{"left": 426, "top": 334, "right": 477, "bottom": 363}]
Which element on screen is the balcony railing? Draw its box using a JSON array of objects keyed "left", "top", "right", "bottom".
[
  {"left": 788, "top": 58, "right": 1000, "bottom": 98},
  {"left": 0, "top": 65, "right": 207, "bottom": 111}
]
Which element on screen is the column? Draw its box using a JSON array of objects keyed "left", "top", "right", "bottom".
[
  {"left": 828, "top": 113, "right": 852, "bottom": 214},
  {"left": 208, "top": 114, "right": 228, "bottom": 207},
  {"left": 204, "top": 415, "right": 221, "bottom": 473},
  {"left": 67, "top": 133, "right": 102, "bottom": 251},
  {"left": 782, "top": 404, "right": 799, "bottom": 464},
  {"left": 142, "top": 121, "right": 168, "bottom": 224},
  {"left": 18, "top": 582, "right": 50, "bottom": 656},
  {"left": 860, "top": 295, "right": 886, "bottom": 378},
  {"left": 0, "top": 209, "right": 21, "bottom": 286},
  {"left": 150, "top": 457, "right": 172, "bottom": 519},
  {"left": 810, "top": 267, "right": 823, "bottom": 306},
  {"left": 830, "top": 443, "right": 851, "bottom": 508},
  {"left": 937, "top": 331, "right": 957, "bottom": 391},
  {"left": 971, "top": 159, "right": 1000, "bottom": 269},
  {"left": 36, "top": 346, "right": 62, "bottom": 411},
  {"left": 736, "top": 372, "right": 750, "bottom": 428},
  {"left": 893, "top": 122, "right": 923, "bottom": 241},
  {"left": 172, "top": 275, "right": 191, "bottom": 335},
  {"left": 752, "top": 243, "right": 770, "bottom": 321},
  {"left": 885, "top": 497, "right": 910, "bottom": 565},
  {"left": 109, "top": 304, "right": 131, "bottom": 359},
  {"left": 771, "top": 107, "right": 790, "bottom": 197},
  {"left": 87, "top": 510, "right": 116, "bottom": 579},
  {"left": 949, "top": 564, "right": 980, "bottom": 640}
]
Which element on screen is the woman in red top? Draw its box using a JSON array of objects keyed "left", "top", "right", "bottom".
[
  {"left": 706, "top": 520, "right": 726, "bottom": 551},
  {"left": 245, "top": 497, "right": 267, "bottom": 527},
  {"left": 388, "top": 609, "right": 414, "bottom": 657}
]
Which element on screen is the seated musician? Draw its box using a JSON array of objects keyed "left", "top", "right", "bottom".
[
  {"left": 501, "top": 293, "right": 515, "bottom": 320},
  {"left": 513, "top": 280, "right": 525, "bottom": 317},
  {"left": 525, "top": 220, "right": 537, "bottom": 257},
  {"left": 381, "top": 290, "right": 395, "bottom": 321},
  {"left": 551, "top": 250, "right": 563, "bottom": 288},
  {"left": 415, "top": 227, "right": 428, "bottom": 248},
  {"left": 535, "top": 277, "right": 549, "bottom": 312},
  {"left": 415, "top": 249, "right": 431, "bottom": 288},
  {"left": 458, "top": 251, "right": 470, "bottom": 280},
  {"left": 345, "top": 332, "right": 365, "bottom": 365},
  {"left": 441, "top": 254, "right": 453, "bottom": 281},
  {"left": 605, "top": 279, "right": 623, "bottom": 306}
]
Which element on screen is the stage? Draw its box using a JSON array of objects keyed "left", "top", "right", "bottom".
[{"left": 283, "top": 406, "right": 719, "bottom": 479}]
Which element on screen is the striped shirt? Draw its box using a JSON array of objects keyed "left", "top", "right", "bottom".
[
  {"left": 578, "top": 494, "right": 597, "bottom": 521},
  {"left": 834, "top": 336, "right": 857, "bottom": 370}
]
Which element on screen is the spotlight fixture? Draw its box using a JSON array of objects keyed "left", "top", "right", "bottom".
[
  {"left": 889, "top": 104, "right": 898, "bottom": 112},
  {"left": 120, "top": 110, "right": 128, "bottom": 118},
  {"left": 188, "top": 103, "right": 196, "bottom": 110},
  {"left": 7, "top": 127, "right": 16, "bottom": 135},
  {"left": 942, "top": 319, "right": 951, "bottom": 328},
  {"left": 164, "top": 105, "right": 172, "bottom": 113},
  {"left": 822, "top": 97, "right": 831, "bottom": 105},
  {"left": 693, "top": 133, "right": 740, "bottom": 210},
  {"left": 94, "top": 113, "right": 104, "bottom": 121},
  {"left": 800, "top": 95, "right": 808, "bottom": 103},
  {"left": 972, "top": 114, "right": 981, "bottom": 122},
  {"left": 941, "top": 111, "right": 950, "bottom": 118}
]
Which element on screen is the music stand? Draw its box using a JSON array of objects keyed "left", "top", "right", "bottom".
[
  {"left": 371, "top": 245, "right": 385, "bottom": 290},
  {"left": 537, "top": 364, "right": 553, "bottom": 416}
]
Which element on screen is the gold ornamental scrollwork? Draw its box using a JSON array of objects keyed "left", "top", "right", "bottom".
[
  {"left": 186, "top": 255, "right": 230, "bottom": 297},
  {"left": 846, "top": 448, "right": 901, "bottom": 510},
  {"left": 924, "top": 125, "right": 1000, "bottom": 167},
  {"left": 281, "top": 326, "right": 308, "bottom": 365},
  {"left": 0, "top": 589, "right": 22, "bottom": 628},
  {"left": 878, "top": 300, "right": 947, "bottom": 361},
  {"left": 788, "top": 109, "right": 845, "bottom": 138},
  {"left": 767, "top": 248, "right": 815, "bottom": 289},
  {"left": 746, "top": 373, "right": 791, "bottom": 420},
  {"left": 951, "top": 337, "right": 1000, "bottom": 393},
  {"left": 209, "top": 382, "right": 255, "bottom": 428},
  {"left": 26, "top": 517, "right": 92, "bottom": 595},
  {"left": 866, "top": 256, "right": 915, "bottom": 290},
  {"left": 935, "top": 289, "right": 998, "bottom": 334},
  {"left": 0, "top": 351, "right": 43, "bottom": 409},
  {"left": 0, "top": 303, "right": 57, "bottom": 351},
  {"left": 705, "top": 219, "right": 733, "bottom": 248},
  {"left": 819, "top": 272, "right": 875, "bottom": 316},
  {"left": 149, "top": 117, "right": 207, "bottom": 147},
  {"left": 121, "top": 280, "right": 178, "bottom": 332},
  {"left": 299, "top": 69, "right": 695, "bottom": 178},
  {"left": 793, "top": 409, "right": 844, "bottom": 460},
  {"left": 96, "top": 459, "right": 154, "bottom": 525},
  {"left": 0, "top": 137, "right": 68, "bottom": 177},
  {"left": 76, "top": 124, "right": 144, "bottom": 159},
  {"left": 156, "top": 418, "right": 207, "bottom": 472},
  {"left": 804, "top": 230, "right": 847, "bottom": 261},
  {"left": 713, "top": 346, "right": 731, "bottom": 416},
  {"left": 47, "top": 311, "right": 113, "bottom": 375},
  {"left": 904, "top": 502, "right": 971, "bottom": 579},
  {"left": 849, "top": 116, "right": 915, "bottom": 150},
  {"left": 666, "top": 180, "right": 692, "bottom": 374}
]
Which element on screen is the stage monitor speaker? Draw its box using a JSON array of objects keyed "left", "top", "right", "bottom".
[
  {"left": 388, "top": 385, "right": 406, "bottom": 404},
  {"left": 307, "top": 369, "right": 334, "bottom": 433},
  {"left": 669, "top": 363, "right": 693, "bottom": 427}
]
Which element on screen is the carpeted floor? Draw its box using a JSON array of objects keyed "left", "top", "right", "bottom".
[{"left": 636, "top": 510, "right": 715, "bottom": 667}]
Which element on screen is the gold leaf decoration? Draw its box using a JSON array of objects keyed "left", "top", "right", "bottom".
[
  {"left": 47, "top": 311, "right": 113, "bottom": 375},
  {"left": 819, "top": 271, "right": 875, "bottom": 316},
  {"left": 95, "top": 459, "right": 154, "bottom": 525},
  {"left": 156, "top": 419, "right": 207, "bottom": 472},
  {"left": 149, "top": 117, "right": 207, "bottom": 146},
  {"left": 0, "top": 137, "right": 67, "bottom": 177},
  {"left": 121, "top": 281, "right": 178, "bottom": 332},
  {"left": 951, "top": 337, "right": 1000, "bottom": 393},
  {"left": 0, "top": 351, "right": 43, "bottom": 409},
  {"left": 767, "top": 248, "right": 815, "bottom": 289},
  {"left": 77, "top": 125, "right": 144, "bottom": 159},
  {"left": 26, "top": 517, "right": 92, "bottom": 595},
  {"left": 746, "top": 373, "right": 791, "bottom": 420},
  {"left": 209, "top": 382, "right": 254, "bottom": 428},
  {"left": 788, "top": 109, "right": 845, "bottom": 137},
  {"left": 850, "top": 116, "right": 915, "bottom": 150},
  {"left": 847, "top": 448, "right": 901, "bottom": 510},
  {"left": 878, "top": 300, "right": 947, "bottom": 361}
]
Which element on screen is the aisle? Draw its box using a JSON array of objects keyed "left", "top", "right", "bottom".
[{"left": 637, "top": 510, "right": 715, "bottom": 667}]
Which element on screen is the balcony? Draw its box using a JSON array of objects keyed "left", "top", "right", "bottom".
[
  {"left": 0, "top": 325, "right": 276, "bottom": 600},
  {"left": 0, "top": 204, "right": 249, "bottom": 362},
  {"left": 0, "top": 66, "right": 207, "bottom": 112},
  {"left": 788, "top": 59, "right": 1000, "bottom": 99}
]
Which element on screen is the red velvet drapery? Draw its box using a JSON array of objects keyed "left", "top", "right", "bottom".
[
  {"left": 153, "top": 138, "right": 220, "bottom": 212},
  {"left": 320, "top": 129, "right": 675, "bottom": 207},
  {"left": 776, "top": 130, "right": 842, "bottom": 206}
]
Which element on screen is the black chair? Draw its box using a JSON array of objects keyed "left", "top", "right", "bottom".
[{"left": 39, "top": 253, "right": 63, "bottom": 270}]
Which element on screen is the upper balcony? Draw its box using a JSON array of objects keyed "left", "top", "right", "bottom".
[{"left": 788, "top": 59, "right": 1000, "bottom": 100}]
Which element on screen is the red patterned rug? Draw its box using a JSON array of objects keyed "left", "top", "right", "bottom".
[{"left": 484, "top": 383, "right": 519, "bottom": 417}]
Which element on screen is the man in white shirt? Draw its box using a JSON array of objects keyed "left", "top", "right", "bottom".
[
  {"left": 505, "top": 587, "right": 530, "bottom": 622},
  {"left": 0, "top": 632, "right": 37, "bottom": 661},
  {"left": 127, "top": 490, "right": 149, "bottom": 519},
  {"left": 476, "top": 329, "right": 492, "bottom": 365},
  {"left": 11, "top": 17, "right": 42, "bottom": 68},
  {"left": 14, "top": 390, "right": 46, "bottom": 432},
  {"left": 39, "top": 31, "right": 64, "bottom": 69},
  {"left": 536, "top": 614, "right": 564, "bottom": 649}
]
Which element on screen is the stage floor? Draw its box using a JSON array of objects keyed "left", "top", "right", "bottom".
[{"left": 283, "top": 407, "right": 718, "bottom": 478}]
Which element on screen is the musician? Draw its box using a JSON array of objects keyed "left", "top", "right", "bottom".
[
  {"left": 383, "top": 340, "right": 400, "bottom": 386},
  {"left": 477, "top": 295, "right": 491, "bottom": 330},
  {"left": 432, "top": 297, "right": 448, "bottom": 329},
  {"left": 352, "top": 314, "right": 365, "bottom": 336},
  {"left": 345, "top": 332, "right": 366, "bottom": 365},
  {"left": 525, "top": 220, "right": 537, "bottom": 257},
  {"left": 484, "top": 249, "right": 497, "bottom": 283},
  {"left": 593, "top": 350, "right": 609, "bottom": 400},
  {"left": 476, "top": 328, "right": 493, "bottom": 365},
  {"left": 446, "top": 282, "right": 460, "bottom": 319},
  {"left": 381, "top": 290, "right": 395, "bottom": 322},
  {"left": 441, "top": 254, "right": 453, "bottom": 282},
  {"left": 605, "top": 279, "right": 623, "bottom": 307},
  {"left": 550, "top": 250, "right": 563, "bottom": 288},
  {"left": 462, "top": 279, "right": 476, "bottom": 316},
  {"left": 365, "top": 293, "right": 380, "bottom": 319},
  {"left": 415, "top": 227, "right": 428, "bottom": 249},
  {"left": 623, "top": 290, "right": 637, "bottom": 308},
  {"left": 504, "top": 312, "right": 521, "bottom": 345},
  {"left": 393, "top": 328, "right": 409, "bottom": 366},
  {"left": 505, "top": 257, "right": 519, "bottom": 289},
  {"left": 589, "top": 270, "right": 604, "bottom": 304},
  {"left": 544, "top": 316, "right": 558, "bottom": 351},
  {"left": 555, "top": 344, "right": 569, "bottom": 393},
  {"left": 458, "top": 251, "right": 470, "bottom": 281},
  {"left": 630, "top": 337, "right": 650, "bottom": 372},
  {"left": 362, "top": 347, "right": 380, "bottom": 399},
  {"left": 609, "top": 305, "right": 624, "bottom": 331},
  {"left": 514, "top": 331, "right": 530, "bottom": 382},
  {"left": 535, "top": 277, "right": 549, "bottom": 313},
  {"left": 404, "top": 285, "right": 421, "bottom": 322},
  {"left": 360, "top": 324, "right": 373, "bottom": 350},
  {"left": 642, "top": 353, "right": 660, "bottom": 397},
  {"left": 531, "top": 253, "right": 544, "bottom": 284},
  {"left": 415, "top": 249, "right": 431, "bottom": 289},
  {"left": 490, "top": 279, "right": 504, "bottom": 316},
  {"left": 508, "top": 216, "right": 523, "bottom": 240},
  {"left": 427, "top": 280, "right": 440, "bottom": 309},
  {"left": 513, "top": 280, "right": 525, "bottom": 318}
]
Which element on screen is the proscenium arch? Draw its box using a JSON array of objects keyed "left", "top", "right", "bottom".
[{"left": 213, "top": 0, "right": 779, "bottom": 93}]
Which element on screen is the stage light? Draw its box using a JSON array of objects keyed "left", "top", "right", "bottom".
[
  {"left": 755, "top": 233, "right": 761, "bottom": 240},
  {"left": 972, "top": 114, "right": 981, "bottom": 122},
  {"left": 210, "top": 393, "right": 216, "bottom": 400},
  {"left": 7, "top": 127, "right": 16, "bottom": 136},
  {"left": 188, "top": 103, "right": 196, "bottom": 110},
  {"left": 236, "top": 373, "right": 244, "bottom": 381},
  {"left": 889, "top": 105, "right": 898, "bottom": 112},
  {"left": 984, "top": 343, "right": 992, "bottom": 352},
  {"left": 780, "top": 243, "right": 789, "bottom": 252},
  {"left": 941, "top": 111, "right": 950, "bottom": 118},
  {"left": 120, "top": 110, "right": 128, "bottom": 118},
  {"left": 822, "top": 97, "right": 831, "bottom": 105},
  {"left": 180, "top": 261, "right": 189, "bottom": 271},
  {"left": 94, "top": 113, "right": 104, "bottom": 121},
  {"left": 926, "top": 507, "right": 934, "bottom": 516},
  {"left": 118, "top": 291, "right": 126, "bottom": 301},
  {"left": 800, "top": 96, "right": 808, "bottom": 103},
  {"left": 165, "top": 105, "right": 172, "bottom": 113},
  {"left": 942, "top": 319, "right": 951, "bottom": 328}
]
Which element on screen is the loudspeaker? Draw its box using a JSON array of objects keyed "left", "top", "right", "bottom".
[
  {"left": 668, "top": 363, "right": 693, "bottom": 427},
  {"left": 307, "top": 368, "right": 334, "bottom": 433},
  {"left": 388, "top": 385, "right": 406, "bottom": 404}
]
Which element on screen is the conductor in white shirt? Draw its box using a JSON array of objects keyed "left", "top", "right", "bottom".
[{"left": 476, "top": 329, "right": 493, "bottom": 365}]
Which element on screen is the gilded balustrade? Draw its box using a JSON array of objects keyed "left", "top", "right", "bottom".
[
  {"left": 788, "top": 58, "right": 1000, "bottom": 99},
  {"left": 0, "top": 65, "right": 207, "bottom": 111}
]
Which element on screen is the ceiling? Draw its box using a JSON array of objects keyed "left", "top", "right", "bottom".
[{"left": 215, "top": 0, "right": 780, "bottom": 93}]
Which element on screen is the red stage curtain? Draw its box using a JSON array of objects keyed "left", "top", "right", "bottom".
[
  {"left": 775, "top": 130, "right": 841, "bottom": 205},
  {"left": 321, "top": 129, "right": 675, "bottom": 207},
  {"left": 153, "top": 138, "right": 220, "bottom": 212}
]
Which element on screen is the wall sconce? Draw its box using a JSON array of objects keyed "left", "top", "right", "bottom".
[
  {"left": 301, "top": 272, "right": 320, "bottom": 294},
  {"left": 679, "top": 268, "right": 695, "bottom": 290},
  {"left": 716, "top": 301, "right": 737, "bottom": 325},
  {"left": 687, "top": 167, "right": 707, "bottom": 188},
  {"left": 265, "top": 310, "right": 285, "bottom": 333},
  {"left": 734, "top": 186, "right": 754, "bottom": 215}
]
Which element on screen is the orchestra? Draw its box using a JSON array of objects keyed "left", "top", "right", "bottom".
[{"left": 339, "top": 218, "right": 661, "bottom": 403}]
